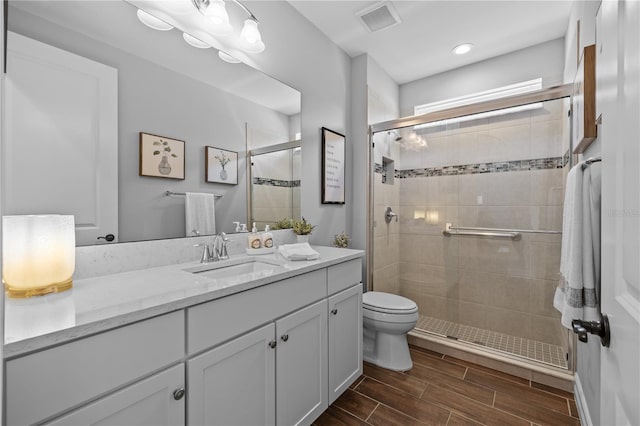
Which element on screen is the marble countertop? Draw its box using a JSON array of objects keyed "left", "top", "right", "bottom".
[{"left": 4, "top": 245, "right": 364, "bottom": 358}]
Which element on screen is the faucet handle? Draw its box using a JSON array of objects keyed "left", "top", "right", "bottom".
[
  {"left": 217, "top": 233, "right": 230, "bottom": 260},
  {"left": 193, "top": 243, "right": 211, "bottom": 263}
]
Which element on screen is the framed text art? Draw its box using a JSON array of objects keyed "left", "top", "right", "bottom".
[
  {"left": 321, "top": 127, "right": 345, "bottom": 204},
  {"left": 205, "top": 146, "right": 238, "bottom": 185},
  {"left": 139, "top": 132, "right": 185, "bottom": 180}
]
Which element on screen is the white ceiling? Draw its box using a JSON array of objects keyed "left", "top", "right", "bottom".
[{"left": 288, "top": 1, "right": 573, "bottom": 85}]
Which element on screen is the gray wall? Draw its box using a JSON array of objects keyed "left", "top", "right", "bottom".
[
  {"left": 399, "top": 38, "right": 566, "bottom": 117},
  {"left": 241, "top": 1, "right": 352, "bottom": 246},
  {"left": 8, "top": 6, "right": 291, "bottom": 242}
]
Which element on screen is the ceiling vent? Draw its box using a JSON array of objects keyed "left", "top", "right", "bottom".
[{"left": 357, "top": 2, "right": 402, "bottom": 33}]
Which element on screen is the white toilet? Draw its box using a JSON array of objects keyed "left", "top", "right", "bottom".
[{"left": 362, "top": 291, "right": 419, "bottom": 371}]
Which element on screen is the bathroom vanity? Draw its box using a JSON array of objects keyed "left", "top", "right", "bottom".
[{"left": 3, "top": 246, "right": 364, "bottom": 426}]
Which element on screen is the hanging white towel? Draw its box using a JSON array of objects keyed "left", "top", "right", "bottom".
[
  {"left": 185, "top": 192, "right": 216, "bottom": 237},
  {"left": 554, "top": 162, "right": 601, "bottom": 328}
]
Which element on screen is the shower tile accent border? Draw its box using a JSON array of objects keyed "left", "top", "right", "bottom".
[
  {"left": 252, "top": 177, "right": 301, "bottom": 187},
  {"left": 374, "top": 152, "right": 571, "bottom": 179}
]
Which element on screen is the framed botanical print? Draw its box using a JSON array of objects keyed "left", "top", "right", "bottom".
[
  {"left": 205, "top": 146, "right": 238, "bottom": 185},
  {"left": 139, "top": 132, "right": 185, "bottom": 179}
]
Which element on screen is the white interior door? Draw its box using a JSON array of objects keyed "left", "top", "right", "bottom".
[
  {"left": 4, "top": 32, "right": 118, "bottom": 245},
  {"left": 598, "top": 1, "right": 640, "bottom": 425}
]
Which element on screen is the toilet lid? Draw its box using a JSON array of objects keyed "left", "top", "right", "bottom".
[{"left": 363, "top": 291, "right": 417, "bottom": 314}]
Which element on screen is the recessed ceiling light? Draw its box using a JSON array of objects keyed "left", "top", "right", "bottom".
[
  {"left": 136, "top": 9, "right": 173, "bottom": 31},
  {"left": 452, "top": 43, "right": 474, "bottom": 55}
]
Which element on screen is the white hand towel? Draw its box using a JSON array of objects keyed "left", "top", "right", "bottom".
[
  {"left": 554, "top": 162, "right": 600, "bottom": 328},
  {"left": 185, "top": 192, "right": 216, "bottom": 237},
  {"left": 278, "top": 243, "right": 320, "bottom": 261}
]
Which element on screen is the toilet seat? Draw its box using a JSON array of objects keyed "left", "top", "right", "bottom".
[{"left": 363, "top": 291, "right": 418, "bottom": 315}]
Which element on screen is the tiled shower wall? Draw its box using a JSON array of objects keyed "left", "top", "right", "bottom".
[
  {"left": 251, "top": 149, "right": 300, "bottom": 229},
  {"left": 380, "top": 99, "right": 569, "bottom": 353}
]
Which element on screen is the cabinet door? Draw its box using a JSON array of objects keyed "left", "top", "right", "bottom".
[
  {"left": 276, "top": 300, "right": 328, "bottom": 426},
  {"left": 187, "top": 323, "right": 276, "bottom": 426},
  {"left": 328, "top": 284, "right": 363, "bottom": 404},
  {"left": 45, "top": 364, "right": 185, "bottom": 426}
]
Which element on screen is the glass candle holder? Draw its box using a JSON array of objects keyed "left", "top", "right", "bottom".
[{"left": 2, "top": 215, "right": 75, "bottom": 298}]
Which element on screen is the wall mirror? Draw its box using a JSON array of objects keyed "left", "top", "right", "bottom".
[
  {"left": 3, "top": 0, "right": 301, "bottom": 246},
  {"left": 247, "top": 139, "right": 302, "bottom": 230}
]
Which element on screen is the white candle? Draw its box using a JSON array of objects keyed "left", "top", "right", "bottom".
[{"left": 3, "top": 215, "right": 75, "bottom": 297}]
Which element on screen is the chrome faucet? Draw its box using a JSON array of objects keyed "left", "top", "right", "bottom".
[
  {"left": 195, "top": 233, "right": 230, "bottom": 263},
  {"left": 213, "top": 232, "right": 230, "bottom": 260}
]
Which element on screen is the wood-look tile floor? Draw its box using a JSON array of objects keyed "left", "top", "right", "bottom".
[{"left": 314, "top": 346, "right": 580, "bottom": 426}]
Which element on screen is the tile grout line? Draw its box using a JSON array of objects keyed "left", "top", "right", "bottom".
[{"left": 364, "top": 403, "right": 380, "bottom": 423}]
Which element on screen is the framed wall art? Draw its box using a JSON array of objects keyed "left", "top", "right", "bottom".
[
  {"left": 321, "top": 127, "right": 346, "bottom": 204},
  {"left": 572, "top": 44, "right": 597, "bottom": 154},
  {"left": 206, "top": 146, "right": 238, "bottom": 185},
  {"left": 139, "top": 132, "right": 185, "bottom": 179}
]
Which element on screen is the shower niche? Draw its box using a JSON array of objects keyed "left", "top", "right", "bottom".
[{"left": 381, "top": 156, "right": 395, "bottom": 185}]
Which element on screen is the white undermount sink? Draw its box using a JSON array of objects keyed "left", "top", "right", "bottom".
[{"left": 183, "top": 257, "right": 286, "bottom": 283}]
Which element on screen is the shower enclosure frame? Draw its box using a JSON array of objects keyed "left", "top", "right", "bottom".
[{"left": 366, "top": 82, "right": 575, "bottom": 371}]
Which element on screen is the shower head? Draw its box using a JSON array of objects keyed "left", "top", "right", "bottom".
[{"left": 388, "top": 130, "right": 402, "bottom": 141}]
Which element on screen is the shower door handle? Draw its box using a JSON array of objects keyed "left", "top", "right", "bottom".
[{"left": 571, "top": 313, "right": 610, "bottom": 347}]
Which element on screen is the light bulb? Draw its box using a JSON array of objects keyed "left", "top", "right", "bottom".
[
  {"left": 136, "top": 9, "right": 174, "bottom": 31},
  {"left": 205, "top": 0, "right": 228, "bottom": 22},
  {"left": 241, "top": 19, "right": 261, "bottom": 44},
  {"left": 240, "top": 19, "right": 265, "bottom": 53}
]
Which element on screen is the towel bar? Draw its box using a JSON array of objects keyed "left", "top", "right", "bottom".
[{"left": 165, "top": 190, "right": 222, "bottom": 198}]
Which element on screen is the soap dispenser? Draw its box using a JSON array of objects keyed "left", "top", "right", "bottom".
[
  {"left": 248, "top": 222, "right": 261, "bottom": 249},
  {"left": 261, "top": 225, "right": 274, "bottom": 249}
]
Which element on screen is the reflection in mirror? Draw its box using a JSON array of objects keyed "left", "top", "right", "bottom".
[
  {"left": 248, "top": 141, "right": 301, "bottom": 230},
  {"left": 3, "top": 0, "right": 301, "bottom": 246}
]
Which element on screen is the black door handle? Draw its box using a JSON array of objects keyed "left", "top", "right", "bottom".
[
  {"left": 572, "top": 313, "right": 610, "bottom": 347},
  {"left": 97, "top": 234, "right": 115, "bottom": 242}
]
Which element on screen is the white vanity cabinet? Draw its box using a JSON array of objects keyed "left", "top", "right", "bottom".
[
  {"left": 44, "top": 364, "right": 185, "bottom": 426},
  {"left": 187, "top": 300, "right": 329, "bottom": 426},
  {"left": 187, "top": 323, "right": 277, "bottom": 425},
  {"left": 5, "top": 311, "right": 185, "bottom": 426},
  {"left": 4, "top": 255, "right": 363, "bottom": 426},
  {"left": 328, "top": 284, "right": 363, "bottom": 404}
]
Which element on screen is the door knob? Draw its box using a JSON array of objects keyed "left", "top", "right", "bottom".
[
  {"left": 97, "top": 233, "right": 115, "bottom": 242},
  {"left": 281, "top": 334, "right": 289, "bottom": 342},
  {"left": 571, "top": 313, "right": 610, "bottom": 347},
  {"left": 268, "top": 340, "right": 277, "bottom": 349},
  {"left": 331, "top": 308, "right": 338, "bottom": 315}
]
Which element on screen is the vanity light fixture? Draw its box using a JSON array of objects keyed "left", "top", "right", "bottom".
[
  {"left": 452, "top": 43, "right": 473, "bottom": 55},
  {"left": 136, "top": 9, "right": 174, "bottom": 31},
  {"left": 2, "top": 215, "right": 76, "bottom": 298},
  {"left": 218, "top": 50, "right": 241, "bottom": 63},
  {"left": 192, "top": 0, "right": 265, "bottom": 53},
  {"left": 183, "top": 32, "right": 211, "bottom": 48}
]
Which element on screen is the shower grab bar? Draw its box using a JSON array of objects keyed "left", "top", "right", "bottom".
[{"left": 443, "top": 223, "right": 562, "bottom": 240}]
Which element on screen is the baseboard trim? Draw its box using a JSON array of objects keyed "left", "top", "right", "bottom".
[{"left": 574, "top": 373, "right": 593, "bottom": 426}]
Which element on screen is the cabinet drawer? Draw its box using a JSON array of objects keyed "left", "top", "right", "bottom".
[
  {"left": 327, "top": 259, "right": 362, "bottom": 295},
  {"left": 187, "top": 269, "right": 327, "bottom": 355},
  {"left": 6, "top": 311, "right": 184, "bottom": 426}
]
